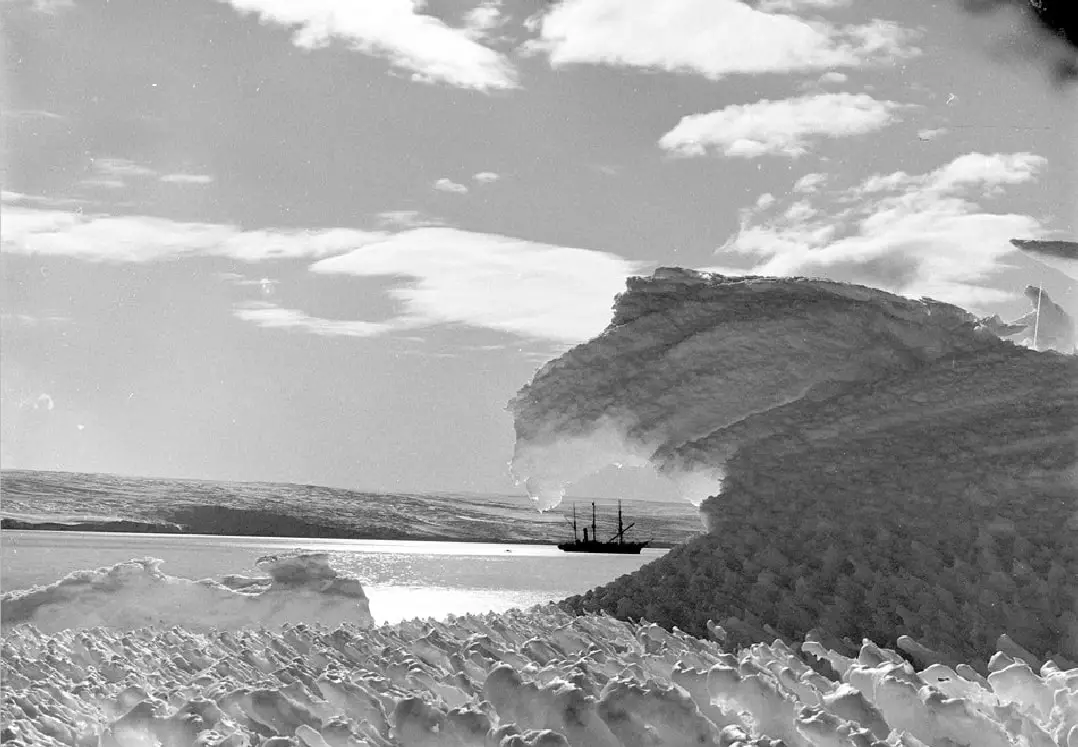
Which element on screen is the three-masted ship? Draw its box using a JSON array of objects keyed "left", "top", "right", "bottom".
[{"left": 557, "top": 500, "right": 649, "bottom": 554}]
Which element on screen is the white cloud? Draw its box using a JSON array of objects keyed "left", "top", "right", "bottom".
[
  {"left": 793, "top": 172, "right": 827, "bottom": 192},
  {"left": 233, "top": 302, "right": 407, "bottom": 338},
  {"left": 160, "top": 173, "right": 215, "bottom": 185},
  {"left": 818, "top": 71, "right": 848, "bottom": 84},
  {"left": 463, "top": 1, "right": 504, "bottom": 38},
  {"left": 526, "top": 0, "right": 917, "bottom": 78},
  {"left": 219, "top": 0, "right": 516, "bottom": 91},
  {"left": 92, "top": 157, "right": 155, "bottom": 178},
  {"left": 376, "top": 210, "right": 442, "bottom": 228},
  {"left": 309, "top": 227, "right": 644, "bottom": 343},
  {"left": 916, "top": 127, "right": 948, "bottom": 142},
  {"left": 473, "top": 171, "right": 500, "bottom": 184},
  {"left": 35, "top": 393, "right": 55, "bottom": 411},
  {"left": 0, "top": 206, "right": 386, "bottom": 262},
  {"left": 718, "top": 152, "right": 1047, "bottom": 310},
  {"left": 757, "top": 0, "right": 852, "bottom": 10},
  {"left": 434, "top": 177, "right": 469, "bottom": 194},
  {"left": 659, "top": 93, "right": 901, "bottom": 158}
]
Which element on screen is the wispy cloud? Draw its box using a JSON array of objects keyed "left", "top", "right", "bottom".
[
  {"left": 463, "top": 0, "right": 505, "bottom": 38},
  {"left": 757, "top": 0, "right": 852, "bottom": 10},
  {"left": 659, "top": 93, "right": 902, "bottom": 158},
  {"left": 2, "top": 108, "right": 64, "bottom": 120},
  {"left": 376, "top": 210, "right": 442, "bottom": 228},
  {"left": 817, "top": 71, "right": 848, "bottom": 84},
  {"left": 309, "top": 227, "right": 645, "bottom": 343},
  {"left": 92, "top": 157, "right": 155, "bottom": 178},
  {"left": 715, "top": 151, "right": 1047, "bottom": 309},
  {"left": 233, "top": 302, "right": 410, "bottom": 338},
  {"left": 160, "top": 173, "right": 214, "bottom": 185},
  {"left": 434, "top": 178, "right": 469, "bottom": 194},
  {"left": 473, "top": 171, "right": 500, "bottom": 184},
  {"left": 526, "top": 0, "right": 917, "bottom": 78},
  {"left": 1, "top": 206, "right": 386, "bottom": 262},
  {"left": 218, "top": 0, "right": 516, "bottom": 91}
]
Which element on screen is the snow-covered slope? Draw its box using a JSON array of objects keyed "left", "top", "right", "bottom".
[
  {"left": 511, "top": 269, "right": 1078, "bottom": 664},
  {"left": 3, "top": 603, "right": 1076, "bottom": 746}
]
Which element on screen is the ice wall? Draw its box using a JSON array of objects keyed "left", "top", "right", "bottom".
[{"left": 512, "top": 268, "right": 1078, "bottom": 663}]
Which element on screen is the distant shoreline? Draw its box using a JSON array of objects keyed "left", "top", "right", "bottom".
[{"left": 0, "top": 519, "right": 677, "bottom": 548}]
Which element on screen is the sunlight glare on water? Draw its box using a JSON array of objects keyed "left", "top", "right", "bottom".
[{"left": 0, "top": 531, "right": 667, "bottom": 625}]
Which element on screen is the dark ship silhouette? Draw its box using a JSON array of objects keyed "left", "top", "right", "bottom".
[{"left": 557, "top": 501, "right": 649, "bottom": 554}]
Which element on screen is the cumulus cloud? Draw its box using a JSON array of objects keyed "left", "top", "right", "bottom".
[
  {"left": 473, "top": 171, "right": 500, "bottom": 183},
  {"left": 160, "top": 173, "right": 214, "bottom": 185},
  {"left": 0, "top": 206, "right": 386, "bottom": 262},
  {"left": 525, "top": 0, "right": 917, "bottom": 78},
  {"left": 463, "top": 0, "right": 505, "bottom": 38},
  {"left": 434, "top": 178, "right": 469, "bottom": 194},
  {"left": 718, "top": 151, "right": 1047, "bottom": 309},
  {"left": 218, "top": 0, "right": 516, "bottom": 91},
  {"left": 310, "top": 227, "right": 645, "bottom": 343},
  {"left": 660, "top": 93, "right": 902, "bottom": 158}
]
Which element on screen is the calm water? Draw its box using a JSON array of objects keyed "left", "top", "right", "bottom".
[{"left": 0, "top": 531, "right": 666, "bottom": 624}]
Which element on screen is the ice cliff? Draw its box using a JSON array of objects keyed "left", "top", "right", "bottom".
[
  {"left": 510, "top": 268, "right": 1078, "bottom": 664},
  {"left": 0, "top": 553, "right": 373, "bottom": 633}
]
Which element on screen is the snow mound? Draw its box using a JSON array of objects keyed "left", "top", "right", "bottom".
[
  {"left": 0, "top": 553, "right": 373, "bottom": 633},
  {"left": 3, "top": 606, "right": 1076, "bottom": 746}
]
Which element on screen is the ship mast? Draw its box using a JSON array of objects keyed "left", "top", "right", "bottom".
[
  {"left": 618, "top": 500, "right": 624, "bottom": 545},
  {"left": 591, "top": 502, "right": 597, "bottom": 544},
  {"left": 572, "top": 504, "right": 578, "bottom": 541}
]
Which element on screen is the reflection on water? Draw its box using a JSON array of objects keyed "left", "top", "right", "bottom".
[{"left": 0, "top": 531, "right": 667, "bottom": 624}]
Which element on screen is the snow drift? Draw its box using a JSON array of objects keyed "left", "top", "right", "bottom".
[
  {"left": 3, "top": 604, "right": 1076, "bottom": 746},
  {"left": 0, "top": 553, "right": 373, "bottom": 633},
  {"left": 511, "top": 268, "right": 1078, "bottom": 664}
]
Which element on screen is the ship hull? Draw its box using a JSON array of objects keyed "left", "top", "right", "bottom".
[{"left": 556, "top": 542, "right": 648, "bottom": 554}]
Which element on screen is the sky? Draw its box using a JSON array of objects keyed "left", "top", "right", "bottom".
[{"left": 2, "top": 0, "right": 1076, "bottom": 500}]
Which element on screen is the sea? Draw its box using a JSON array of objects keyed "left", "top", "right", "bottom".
[{"left": 0, "top": 530, "right": 667, "bottom": 625}]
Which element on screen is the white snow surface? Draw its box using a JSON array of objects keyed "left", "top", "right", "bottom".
[
  {"left": 0, "top": 553, "right": 373, "bottom": 633},
  {"left": 2, "top": 559, "right": 1077, "bottom": 746}
]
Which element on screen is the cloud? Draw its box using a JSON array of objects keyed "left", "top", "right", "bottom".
[
  {"left": 717, "top": 151, "right": 1047, "bottom": 309},
  {"left": 757, "top": 0, "right": 852, "bottom": 10},
  {"left": 525, "top": 0, "right": 917, "bottom": 78},
  {"left": 473, "top": 171, "right": 500, "bottom": 184},
  {"left": 160, "top": 173, "right": 214, "bottom": 185},
  {"left": 218, "top": 0, "right": 516, "bottom": 91},
  {"left": 309, "top": 227, "right": 645, "bottom": 343},
  {"left": 434, "top": 178, "right": 469, "bottom": 194},
  {"left": 917, "top": 127, "right": 948, "bottom": 141},
  {"left": 233, "top": 302, "right": 407, "bottom": 338},
  {"left": 92, "top": 158, "right": 155, "bottom": 178},
  {"left": 463, "top": 1, "right": 505, "bottom": 38},
  {"left": 376, "top": 210, "right": 442, "bottom": 228},
  {"left": 818, "top": 71, "right": 849, "bottom": 83},
  {"left": 659, "top": 93, "right": 902, "bottom": 158},
  {"left": 34, "top": 394, "right": 55, "bottom": 411},
  {"left": 793, "top": 173, "right": 827, "bottom": 192},
  {"left": 1, "top": 206, "right": 387, "bottom": 262}
]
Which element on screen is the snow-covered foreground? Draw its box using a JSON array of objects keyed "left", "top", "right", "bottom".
[{"left": 3, "top": 562, "right": 1077, "bottom": 746}]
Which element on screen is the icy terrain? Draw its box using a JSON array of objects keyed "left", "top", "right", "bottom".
[
  {"left": 511, "top": 269, "right": 1078, "bottom": 664},
  {"left": 1, "top": 554, "right": 373, "bottom": 633},
  {"left": 3, "top": 586, "right": 1077, "bottom": 747}
]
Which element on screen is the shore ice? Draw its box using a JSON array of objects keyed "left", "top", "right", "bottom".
[{"left": 2, "top": 557, "right": 1077, "bottom": 747}]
